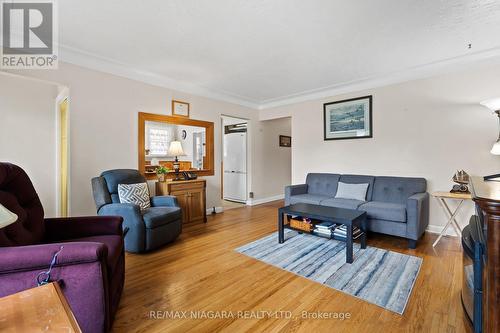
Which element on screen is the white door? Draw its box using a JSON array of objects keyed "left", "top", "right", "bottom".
[{"left": 223, "top": 132, "right": 247, "bottom": 202}]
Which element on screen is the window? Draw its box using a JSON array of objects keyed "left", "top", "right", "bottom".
[{"left": 145, "top": 122, "right": 174, "bottom": 156}]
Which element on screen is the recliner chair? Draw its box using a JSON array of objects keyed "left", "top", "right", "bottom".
[
  {"left": 91, "top": 169, "right": 182, "bottom": 253},
  {"left": 0, "top": 162, "right": 124, "bottom": 333}
]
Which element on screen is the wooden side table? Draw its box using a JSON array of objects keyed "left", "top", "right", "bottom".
[
  {"left": 0, "top": 282, "right": 81, "bottom": 332},
  {"left": 156, "top": 179, "right": 207, "bottom": 223},
  {"left": 431, "top": 191, "right": 472, "bottom": 247}
]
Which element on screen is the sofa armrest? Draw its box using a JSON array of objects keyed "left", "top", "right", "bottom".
[
  {"left": 98, "top": 203, "right": 145, "bottom": 253},
  {"left": 44, "top": 216, "right": 123, "bottom": 242},
  {"left": 151, "top": 195, "right": 179, "bottom": 208},
  {"left": 406, "top": 192, "right": 430, "bottom": 240},
  {"left": 0, "top": 242, "right": 107, "bottom": 274},
  {"left": 285, "top": 184, "right": 308, "bottom": 205}
]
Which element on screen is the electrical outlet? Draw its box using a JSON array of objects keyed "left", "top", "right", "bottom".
[{"left": 249, "top": 192, "right": 254, "bottom": 199}]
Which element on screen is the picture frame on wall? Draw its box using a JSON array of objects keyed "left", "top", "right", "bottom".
[
  {"left": 323, "top": 95, "right": 373, "bottom": 140},
  {"left": 172, "top": 100, "right": 190, "bottom": 118},
  {"left": 279, "top": 135, "right": 291, "bottom": 147}
]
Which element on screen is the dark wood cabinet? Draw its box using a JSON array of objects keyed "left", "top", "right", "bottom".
[
  {"left": 470, "top": 177, "right": 500, "bottom": 333},
  {"left": 155, "top": 179, "right": 207, "bottom": 224}
]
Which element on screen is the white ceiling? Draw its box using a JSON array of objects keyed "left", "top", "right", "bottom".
[{"left": 59, "top": 0, "right": 500, "bottom": 109}]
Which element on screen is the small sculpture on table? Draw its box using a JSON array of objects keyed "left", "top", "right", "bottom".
[{"left": 451, "top": 170, "right": 470, "bottom": 193}]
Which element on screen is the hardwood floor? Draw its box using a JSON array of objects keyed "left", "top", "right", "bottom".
[{"left": 112, "top": 201, "right": 472, "bottom": 333}]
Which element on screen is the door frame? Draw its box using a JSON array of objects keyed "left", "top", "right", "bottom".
[
  {"left": 55, "top": 88, "right": 70, "bottom": 217},
  {"left": 220, "top": 115, "right": 249, "bottom": 204}
]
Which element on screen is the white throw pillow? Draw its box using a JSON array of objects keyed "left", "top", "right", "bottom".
[
  {"left": 334, "top": 182, "right": 369, "bottom": 201},
  {"left": 118, "top": 183, "right": 151, "bottom": 211}
]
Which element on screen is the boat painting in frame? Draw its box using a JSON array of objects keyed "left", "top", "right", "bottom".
[{"left": 323, "top": 95, "right": 373, "bottom": 140}]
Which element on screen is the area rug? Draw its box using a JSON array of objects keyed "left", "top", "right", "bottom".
[{"left": 235, "top": 230, "right": 422, "bottom": 314}]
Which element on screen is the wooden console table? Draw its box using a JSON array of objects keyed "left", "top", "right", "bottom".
[
  {"left": 0, "top": 282, "right": 81, "bottom": 332},
  {"left": 156, "top": 179, "right": 207, "bottom": 223},
  {"left": 470, "top": 176, "right": 500, "bottom": 332}
]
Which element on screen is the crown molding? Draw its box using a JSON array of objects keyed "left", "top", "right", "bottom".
[
  {"left": 258, "top": 46, "right": 500, "bottom": 110},
  {"left": 59, "top": 45, "right": 261, "bottom": 109},
  {"left": 58, "top": 44, "right": 500, "bottom": 112}
]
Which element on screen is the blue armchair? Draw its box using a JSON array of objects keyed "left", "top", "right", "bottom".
[{"left": 91, "top": 169, "right": 182, "bottom": 253}]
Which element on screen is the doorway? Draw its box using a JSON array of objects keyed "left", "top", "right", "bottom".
[{"left": 221, "top": 115, "right": 248, "bottom": 209}]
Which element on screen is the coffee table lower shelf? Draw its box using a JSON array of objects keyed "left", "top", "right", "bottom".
[
  {"left": 284, "top": 225, "right": 365, "bottom": 242},
  {"left": 278, "top": 204, "right": 368, "bottom": 264}
]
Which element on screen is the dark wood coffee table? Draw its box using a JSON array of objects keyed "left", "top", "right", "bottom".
[{"left": 278, "top": 203, "right": 367, "bottom": 264}]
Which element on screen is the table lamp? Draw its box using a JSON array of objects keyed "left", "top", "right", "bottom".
[
  {"left": 480, "top": 98, "right": 500, "bottom": 180},
  {"left": 0, "top": 204, "right": 18, "bottom": 228},
  {"left": 168, "top": 141, "right": 186, "bottom": 181}
]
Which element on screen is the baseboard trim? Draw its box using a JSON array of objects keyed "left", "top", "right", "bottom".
[
  {"left": 426, "top": 224, "right": 459, "bottom": 237},
  {"left": 246, "top": 194, "right": 284, "bottom": 206},
  {"left": 206, "top": 206, "right": 224, "bottom": 215}
]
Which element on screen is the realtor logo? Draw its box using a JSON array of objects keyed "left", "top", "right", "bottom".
[{"left": 1, "top": 0, "right": 58, "bottom": 69}]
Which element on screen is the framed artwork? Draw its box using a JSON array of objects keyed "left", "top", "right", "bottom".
[
  {"left": 323, "top": 95, "right": 372, "bottom": 140},
  {"left": 172, "top": 100, "right": 190, "bottom": 118},
  {"left": 279, "top": 135, "right": 291, "bottom": 147}
]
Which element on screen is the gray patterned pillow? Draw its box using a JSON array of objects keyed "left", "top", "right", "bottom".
[{"left": 118, "top": 183, "right": 151, "bottom": 211}]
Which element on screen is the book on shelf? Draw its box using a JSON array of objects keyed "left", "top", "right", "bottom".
[
  {"left": 313, "top": 230, "right": 332, "bottom": 239},
  {"left": 313, "top": 227, "right": 332, "bottom": 233},
  {"left": 333, "top": 227, "right": 362, "bottom": 237}
]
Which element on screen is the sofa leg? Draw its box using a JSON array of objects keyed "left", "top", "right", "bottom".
[{"left": 408, "top": 239, "right": 417, "bottom": 249}]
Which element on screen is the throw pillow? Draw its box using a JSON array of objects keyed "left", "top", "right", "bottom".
[
  {"left": 334, "top": 182, "right": 369, "bottom": 201},
  {"left": 118, "top": 183, "right": 151, "bottom": 211}
]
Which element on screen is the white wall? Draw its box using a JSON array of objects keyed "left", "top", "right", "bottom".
[
  {"left": 4, "top": 63, "right": 267, "bottom": 215},
  {"left": 0, "top": 73, "right": 58, "bottom": 217},
  {"left": 260, "top": 62, "right": 500, "bottom": 232},
  {"left": 251, "top": 117, "right": 292, "bottom": 201}
]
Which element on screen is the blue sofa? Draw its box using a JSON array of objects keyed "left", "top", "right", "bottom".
[
  {"left": 285, "top": 173, "right": 429, "bottom": 248},
  {"left": 91, "top": 169, "right": 182, "bottom": 253}
]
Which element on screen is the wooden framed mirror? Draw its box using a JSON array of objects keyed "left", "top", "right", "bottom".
[{"left": 138, "top": 112, "right": 214, "bottom": 180}]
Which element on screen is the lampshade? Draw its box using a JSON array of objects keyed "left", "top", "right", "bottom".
[
  {"left": 480, "top": 98, "right": 500, "bottom": 112},
  {"left": 0, "top": 204, "right": 18, "bottom": 229},
  {"left": 168, "top": 141, "right": 186, "bottom": 156},
  {"left": 491, "top": 141, "right": 500, "bottom": 155}
]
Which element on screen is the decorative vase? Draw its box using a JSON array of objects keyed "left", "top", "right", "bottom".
[{"left": 158, "top": 174, "right": 165, "bottom": 182}]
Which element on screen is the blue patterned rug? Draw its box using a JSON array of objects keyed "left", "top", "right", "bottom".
[{"left": 235, "top": 230, "right": 422, "bottom": 314}]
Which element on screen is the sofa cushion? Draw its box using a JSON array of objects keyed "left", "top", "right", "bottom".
[
  {"left": 118, "top": 183, "right": 151, "bottom": 211},
  {"left": 359, "top": 201, "right": 407, "bottom": 223},
  {"left": 305, "top": 173, "right": 340, "bottom": 196},
  {"left": 142, "top": 207, "right": 182, "bottom": 228},
  {"left": 339, "top": 175, "right": 375, "bottom": 200},
  {"left": 320, "top": 198, "right": 365, "bottom": 210},
  {"left": 289, "top": 194, "right": 331, "bottom": 205},
  {"left": 372, "top": 176, "right": 427, "bottom": 204},
  {"left": 65, "top": 235, "right": 123, "bottom": 274},
  {"left": 334, "top": 182, "right": 369, "bottom": 201}
]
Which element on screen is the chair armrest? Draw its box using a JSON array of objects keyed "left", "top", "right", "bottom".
[
  {"left": 285, "top": 184, "right": 308, "bottom": 205},
  {"left": 98, "top": 203, "right": 141, "bottom": 220},
  {"left": 44, "top": 216, "right": 123, "bottom": 242},
  {"left": 98, "top": 203, "right": 145, "bottom": 253},
  {"left": 0, "top": 242, "right": 107, "bottom": 274},
  {"left": 151, "top": 195, "right": 179, "bottom": 208},
  {"left": 406, "top": 192, "right": 430, "bottom": 240}
]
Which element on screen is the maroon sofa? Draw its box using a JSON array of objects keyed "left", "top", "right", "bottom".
[{"left": 0, "top": 163, "right": 124, "bottom": 333}]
